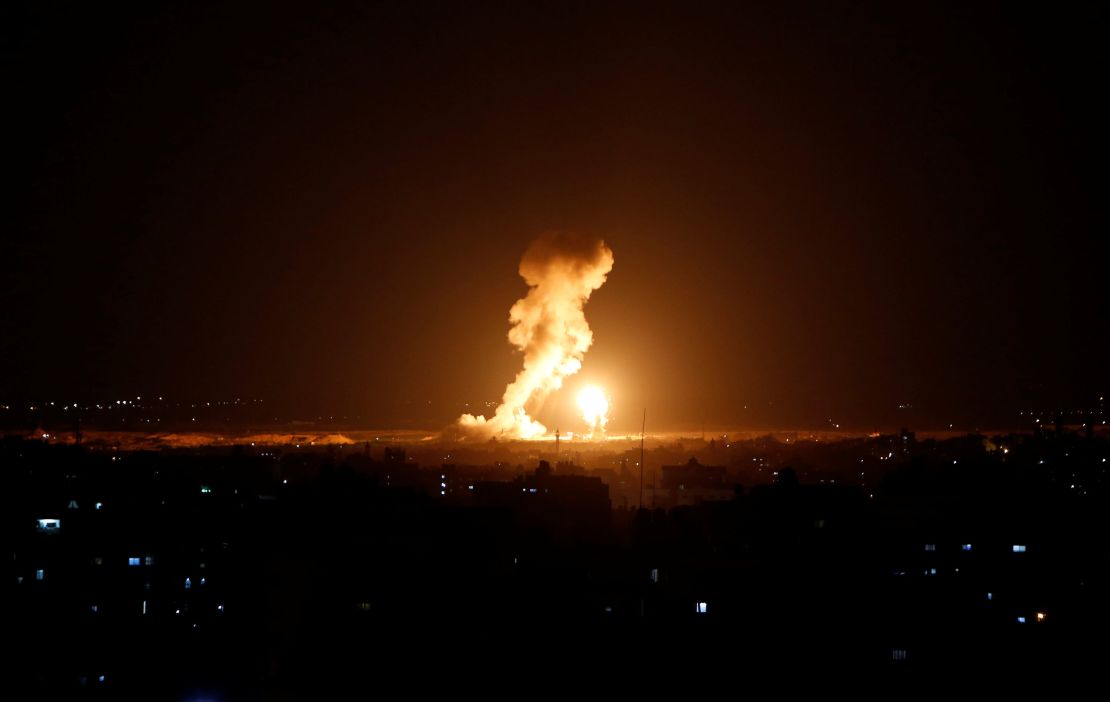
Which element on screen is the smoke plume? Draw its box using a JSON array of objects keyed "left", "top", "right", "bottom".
[{"left": 456, "top": 234, "right": 614, "bottom": 439}]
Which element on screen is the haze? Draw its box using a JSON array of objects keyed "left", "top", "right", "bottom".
[{"left": 6, "top": 2, "right": 1106, "bottom": 433}]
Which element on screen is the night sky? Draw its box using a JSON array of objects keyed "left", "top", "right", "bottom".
[{"left": 6, "top": 1, "right": 1106, "bottom": 431}]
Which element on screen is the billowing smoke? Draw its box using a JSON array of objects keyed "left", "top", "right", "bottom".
[{"left": 456, "top": 234, "right": 614, "bottom": 440}]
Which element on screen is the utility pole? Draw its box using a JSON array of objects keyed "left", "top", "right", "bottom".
[{"left": 639, "top": 408, "right": 646, "bottom": 510}]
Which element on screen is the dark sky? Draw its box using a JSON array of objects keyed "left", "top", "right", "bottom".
[{"left": 5, "top": 1, "right": 1107, "bottom": 431}]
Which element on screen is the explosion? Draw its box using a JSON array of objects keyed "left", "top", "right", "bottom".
[
  {"left": 456, "top": 233, "right": 614, "bottom": 440},
  {"left": 577, "top": 385, "right": 610, "bottom": 437}
]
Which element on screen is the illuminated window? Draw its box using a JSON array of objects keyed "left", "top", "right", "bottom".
[
  {"left": 1012, "top": 545, "right": 1026, "bottom": 553},
  {"left": 962, "top": 544, "right": 972, "bottom": 551},
  {"left": 185, "top": 577, "right": 192, "bottom": 590},
  {"left": 696, "top": 602, "right": 708, "bottom": 614},
  {"left": 145, "top": 556, "right": 154, "bottom": 565},
  {"left": 924, "top": 544, "right": 936, "bottom": 552},
  {"left": 650, "top": 568, "right": 659, "bottom": 583},
  {"left": 36, "top": 518, "right": 61, "bottom": 533},
  {"left": 128, "top": 557, "right": 141, "bottom": 567},
  {"left": 892, "top": 649, "right": 907, "bottom": 661},
  {"left": 1017, "top": 616, "right": 1026, "bottom": 623},
  {"left": 36, "top": 569, "right": 44, "bottom": 580}
]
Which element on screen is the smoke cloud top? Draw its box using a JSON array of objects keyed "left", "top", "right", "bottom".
[{"left": 456, "top": 234, "right": 614, "bottom": 440}]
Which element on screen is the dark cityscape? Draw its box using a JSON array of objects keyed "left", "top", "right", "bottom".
[{"left": 6, "top": 0, "right": 1108, "bottom": 696}]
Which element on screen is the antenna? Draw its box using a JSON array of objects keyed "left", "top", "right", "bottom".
[{"left": 639, "top": 408, "right": 646, "bottom": 510}]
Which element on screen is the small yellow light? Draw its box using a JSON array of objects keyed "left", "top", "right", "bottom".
[{"left": 1036, "top": 612, "right": 1046, "bottom": 622}]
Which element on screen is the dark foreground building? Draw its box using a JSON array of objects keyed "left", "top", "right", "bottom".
[{"left": 6, "top": 431, "right": 1110, "bottom": 695}]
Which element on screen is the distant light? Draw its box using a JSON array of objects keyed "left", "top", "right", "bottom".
[
  {"left": 892, "top": 649, "right": 907, "bottom": 661},
  {"left": 95, "top": 502, "right": 103, "bottom": 510},
  {"left": 1013, "top": 544, "right": 1027, "bottom": 553},
  {"left": 962, "top": 544, "right": 972, "bottom": 551},
  {"left": 1017, "top": 616, "right": 1026, "bottom": 624},
  {"left": 924, "top": 543, "right": 936, "bottom": 552},
  {"left": 696, "top": 602, "right": 708, "bottom": 614},
  {"left": 36, "top": 518, "right": 61, "bottom": 533},
  {"left": 987, "top": 592, "right": 992, "bottom": 601},
  {"left": 128, "top": 557, "right": 141, "bottom": 566},
  {"left": 1036, "top": 612, "right": 1046, "bottom": 622},
  {"left": 36, "top": 569, "right": 44, "bottom": 580}
]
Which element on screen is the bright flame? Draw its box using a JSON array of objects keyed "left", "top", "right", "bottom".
[
  {"left": 455, "top": 234, "right": 614, "bottom": 440},
  {"left": 577, "top": 385, "right": 609, "bottom": 437}
]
